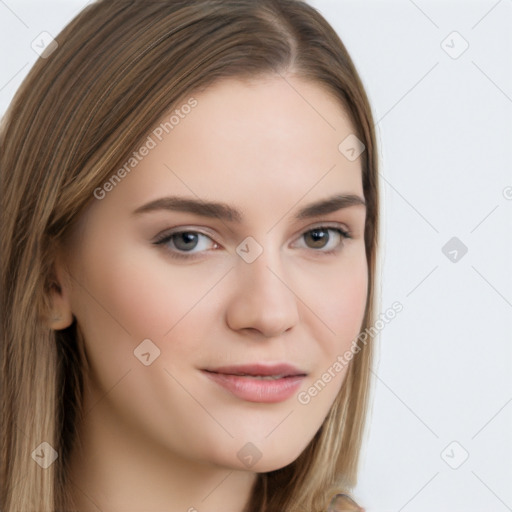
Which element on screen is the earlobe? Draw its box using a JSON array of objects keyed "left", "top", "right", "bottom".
[
  {"left": 47, "top": 300, "right": 74, "bottom": 330},
  {"left": 48, "top": 291, "right": 74, "bottom": 331},
  {"left": 46, "top": 255, "right": 75, "bottom": 330}
]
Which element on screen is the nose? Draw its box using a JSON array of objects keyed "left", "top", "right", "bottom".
[{"left": 224, "top": 246, "right": 300, "bottom": 338}]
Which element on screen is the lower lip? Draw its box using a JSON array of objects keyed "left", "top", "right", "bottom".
[{"left": 202, "top": 371, "right": 305, "bottom": 403}]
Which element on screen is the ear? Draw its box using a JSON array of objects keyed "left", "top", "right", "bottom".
[{"left": 46, "top": 249, "right": 75, "bottom": 330}]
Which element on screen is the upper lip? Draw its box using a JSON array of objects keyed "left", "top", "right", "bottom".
[{"left": 202, "top": 363, "right": 307, "bottom": 377}]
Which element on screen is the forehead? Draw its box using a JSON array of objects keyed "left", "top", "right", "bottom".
[
  {"left": 90, "top": 75, "right": 364, "bottom": 225},
  {"left": 177, "top": 75, "right": 358, "bottom": 164}
]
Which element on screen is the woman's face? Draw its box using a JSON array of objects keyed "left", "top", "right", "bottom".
[{"left": 56, "top": 75, "right": 368, "bottom": 473}]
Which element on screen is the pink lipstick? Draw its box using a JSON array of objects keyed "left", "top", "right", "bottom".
[{"left": 201, "top": 363, "right": 307, "bottom": 403}]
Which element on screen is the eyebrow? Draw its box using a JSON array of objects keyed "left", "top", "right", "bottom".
[{"left": 132, "top": 193, "right": 366, "bottom": 222}]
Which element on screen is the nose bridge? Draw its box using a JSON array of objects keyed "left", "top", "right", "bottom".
[
  {"left": 240, "top": 244, "right": 282, "bottom": 294},
  {"left": 226, "top": 235, "right": 300, "bottom": 336}
]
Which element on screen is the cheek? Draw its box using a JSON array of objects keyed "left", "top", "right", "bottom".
[
  {"left": 292, "top": 251, "right": 367, "bottom": 423},
  {"left": 77, "top": 240, "right": 226, "bottom": 343},
  {"left": 306, "top": 248, "right": 368, "bottom": 352},
  {"left": 67, "top": 243, "right": 224, "bottom": 436},
  {"left": 333, "top": 263, "right": 368, "bottom": 343},
  {"left": 67, "top": 237, "right": 220, "bottom": 392}
]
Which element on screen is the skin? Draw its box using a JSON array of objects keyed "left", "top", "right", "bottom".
[{"left": 50, "top": 74, "right": 368, "bottom": 512}]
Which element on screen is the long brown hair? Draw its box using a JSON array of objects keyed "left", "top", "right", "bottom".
[{"left": 0, "top": 1, "right": 379, "bottom": 510}]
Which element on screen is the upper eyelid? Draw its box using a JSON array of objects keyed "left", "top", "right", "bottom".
[
  {"left": 154, "top": 221, "right": 351, "bottom": 243},
  {"left": 153, "top": 225, "right": 351, "bottom": 262}
]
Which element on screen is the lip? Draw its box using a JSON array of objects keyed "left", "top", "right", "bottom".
[
  {"left": 204, "top": 363, "right": 307, "bottom": 377},
  {"left": 201, "top": 363, "right": 308, "bottom": 403}
]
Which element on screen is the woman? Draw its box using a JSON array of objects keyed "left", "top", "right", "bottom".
[{"left": 0, "top": 0, "right": 379, "bottom": 510}]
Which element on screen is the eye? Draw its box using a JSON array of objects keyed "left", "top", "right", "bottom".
[
  {"left": 293, "top": 225, "right": 351, "bottom": 255},
  {"left": 153, "top": 230, "right": 218, "bottom": 260},
  {"left": 153, "top": 224, "right": 351, "bottom": 260}
]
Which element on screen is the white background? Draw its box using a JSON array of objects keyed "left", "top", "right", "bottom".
[{"left": 1, "top": 1, "right": 511, "bottom": 511}]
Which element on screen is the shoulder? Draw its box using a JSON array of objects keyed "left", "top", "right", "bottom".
[{"left": 327, "top": 493, "right": 365, "bottom": 512}]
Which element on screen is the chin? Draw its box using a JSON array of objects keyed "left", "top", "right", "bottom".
[
  {"left": 250, "top": 456, "right": 299, "bottom": 473},
  {"left": 228, "top": 441, "right": 307, "bottom": 474}
]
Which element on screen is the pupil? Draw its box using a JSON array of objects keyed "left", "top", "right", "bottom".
[
  {"left": 307, "top": 229, "right": 328, "bottom": 248},
  {"left": 174, "top": 232, "right": 198, "bottom": 251}
]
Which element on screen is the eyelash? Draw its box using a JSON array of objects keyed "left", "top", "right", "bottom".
[{"left": 153, "top": 224, "right": 351, "bottom": 261}]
